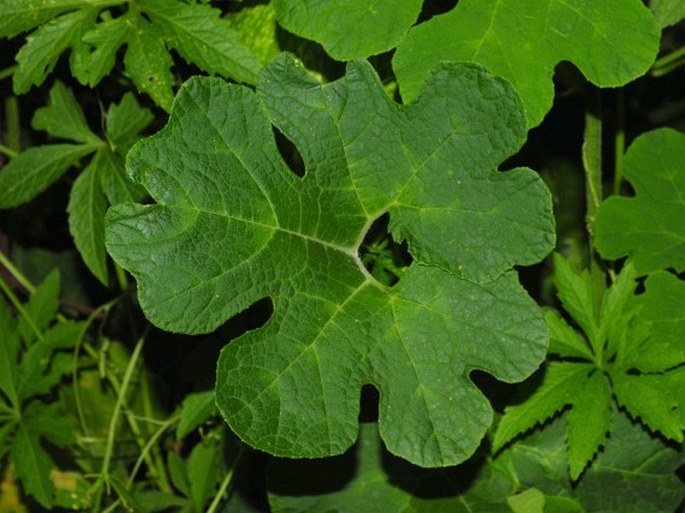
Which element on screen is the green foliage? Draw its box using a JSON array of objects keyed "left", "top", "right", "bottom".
[
  {"left": 0, "top": 0, "right": 262, "bottom": 109},
  {"left": 393, "top": 0, "right": 660, "bottom": 126},
  {"left": 273, "top": 0, "right": 422, "bottom": 60},
  {"left": 1, "top": 1, "right": 684, "bottom": 511},
  {"left": 105, "top": 54, "right": 553, "bottom": 466},
  {"left": 595, "top": 128, "right": 685, "bottom": 273}
]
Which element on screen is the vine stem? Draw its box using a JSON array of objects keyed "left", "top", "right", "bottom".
[
  {"left": 581, "top": 87, "right": 606, "bottom": 363},
  {"left": 612, "top": 89, "right": 625, "bottom": 196}
]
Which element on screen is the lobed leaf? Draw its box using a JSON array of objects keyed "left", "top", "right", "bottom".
[
  {"left": 32, "top": 80, "right": 98, "bottom": 144},
  {"left": 106, "top": 55, "right": 553, "bottom": 466},
  {"left": 11, "top": 425, "right": 54, "bottom": 507},
  {"left": 0, "top": 0, "right": 91, "bottom": 38},
  {"left": 393, "top": 0, "right": 661, "bottom": 127},
  {"left": 596, "top": 128, "right": 685, "bottom": 274},
  {"left": 273, "top": 0, "right": 422, "bottom": 60}
]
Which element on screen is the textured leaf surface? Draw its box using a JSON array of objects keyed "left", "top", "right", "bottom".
[
  {"left": 393, "top": 0, "right": 660, "bottom": 126},
  {"left": 273, "top": 0, "right": 422, "bottom": 60},
  {"left": 105, "top": 55, "right": 553, "bottom": 466},
  {"left": 269, "top": 423, "right": 512, "bottom": 512},
  {"left": 596, "top": 128, "right": 685, "bottom": 273}
]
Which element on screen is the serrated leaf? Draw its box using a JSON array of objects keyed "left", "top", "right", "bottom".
[
  {"left": 98, "top": 148, "right": 146, "bottom": 205},
  {"left": 650, "top": 0, "right": 685, "bottom": 27},
  {"left": 633, "top": 271, "right": 685, "bottom": 372},
  {"left": 0, "top": 0, "right": 89, "bottom": 38},
  {"left": 273, "top": 0, "right": 422, "bottom": 60},
  {"left": 269, "top": 422, "right": 512, "bottom": 513},
  {"left": 551, "top": 253, "right": 601, "bottom": 348},
  {"left": 600, "top": 261, "right": 639, "bottom": 357},
  {"left": 596, "top": 128, "right": 685, "bottom": 274},
  {"left": 11, "top": 425, "right": 54, "bottom": 507},
  {"left": 105, "top": 92, "right": 154, "bottom": 154},
  {"left": 502, "top": 411, "right": 685, "bottom": 512},
  {"left": 0, "top": 144, "right": 96, "bottom": 209},
  {"left": 494, "top": 363, "right": 590, "bottom": 452},
  {"left": 226, "top": 2, "right": 280, "bottom": 66},
  {"left": 393, "top": 0, "right": 660, "bottom": 127},
  {"left": 105, "top": 56, "right": 553, "bottom": 466},
  {"left": 565, "top": 371, "right": 612, "bottom": 480},
  {"left": 612, "top": 373, "right": 683, "bottom": 442},
  {"left": 176, "top": 390, "right": 217, "bottom": 440},
  {"left": 17, "top": 268, "right": 60, "bottom": 345},
  {"left": 0, "top": 301, "right": 19, "bottom": 408},
  {"left": 124, "top": 14, "right": 175, "bottom": 112},
  {"left": 80, "top": 12, "right": 129, "bottom": 87},
  {"left": 68, "top": 154, "right": 109, "bottom": 284},
  {"left": 139, "top": 0, "right": 261, "bottom": 85},
  {"left": 13, "top": 9, "right": 95, "bottom": 94},
  {"left": 32, "top": 80, "right": 98, "bottom": 144},
  {"left": 544, "top": 310, "right": 593, "bottom": 360},
  {"left": 23, "top": 401, "right": 75, "bottom": 447}
]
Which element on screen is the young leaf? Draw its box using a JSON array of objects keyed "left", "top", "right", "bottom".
[
  {"left": 632, "top": 271, "right": 685, "bottom": 372},
  {"left": 124, "top": 14, "right": 176, "bottom": 112},
  {"left": 544, "top": 310, "right": 593, "bottom": 360},
  {"left": 596, "top": 128, "right": 685, "bottom": 274},
  {"left": 565, "top": 371, "right": 612, "bottom": 480},
  {"left": 493, "top": 363, "right": 590, "bottom": 452},
  {"left": 393, "top": 0, "right": 660, "bottom": 127},
  {"left": 105, "top": 92, "right": 154, "bottom": 154},
  {"left": 67, "top": 155, "right": 109, "bottom": 284},
  {"left": 32, "top": 80, "right": 98, "bottom": 144},
  {"left": 13, "top": 9, "right": 95, "bottom": 94},
  {"left": 273, "top": 0, "right": 422, "bottom": 60},
  {"left": 11, "top": 424, "right": 54, "bottom": 507},
  {"left": 17, "top": 268, "right": 61, "bottom": 345},
  {"left": 0, "top": 144, "right": 96, "bottom": 209},
  {"left": 139, "top": 0, "right": 261, "bottom": 86},
  {"left": 106, "top": 56, "right": 554, "bottom": 466},
  {"left": 551, "top": 253, "right": 601, "bottom": 352},
  {"left": 176, "top": 390, "right": 217, "bottom": 440}
]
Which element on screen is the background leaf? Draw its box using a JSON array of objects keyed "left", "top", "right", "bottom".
[
  {"left": 31, "top": 80, "right": 98, "bottom": 144},
  {"left": 596, "top": 128, "right": 685, "bottom": 273},
  {"left": 393, "top": 0, "right": 660, "bottom": 127},
  {"left": 273, "top": 0, "right": 422, "bottom": 60}
]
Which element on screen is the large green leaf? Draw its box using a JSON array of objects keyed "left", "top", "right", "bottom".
[
  {"left": 393, "top": 0, "right": 660, "bottom": 127},
  {"left": 105, "top": 55, "right": 554, "bottom": 466},
  {"left": 273, "top": 0, "right": 422, "bottom": 60},
  {"left": 596, "top": 128, "right": 685, "bottom": 274}
]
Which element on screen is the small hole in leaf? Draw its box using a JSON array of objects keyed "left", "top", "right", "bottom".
[
  {"left": 272, "top": 126, "right": 305, "bottom": 178},
  {"left": 358, "top": 384, "right": 380, "bottom": 423},
  {"left": 358, "top": 213, "right": 412, "bottom": 287}
]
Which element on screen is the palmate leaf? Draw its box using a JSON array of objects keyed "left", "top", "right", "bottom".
[
  {"left": 273, "top": 0, "right": 422, "bottom": 60},
  {"left": 105, "top": 54, "right": 554, "bottom": 467},
  {"left": 596, "top": 128, "right": 685, "bottom": 274},
  {"left": 393, "top": 0, "right": 660, "bottom": 127}
]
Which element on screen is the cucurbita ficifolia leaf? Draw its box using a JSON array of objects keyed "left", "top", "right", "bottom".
[
  {"left": 393, "top": 0, "right": 660, "bottom": 127},
  {"left": 105, "top": 53, "right": 553, "bottom": 467}
]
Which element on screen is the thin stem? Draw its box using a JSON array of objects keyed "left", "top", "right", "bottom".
[
  {"left": 0, "top": 65, "right": 16, "bottom": 81},
  {"left": 0, "top": 252, "right": 35, "bottom": 293},
  {"left": 0, "top": 275, "right": 43, "bottom": 342},
  {"left": 206, "top": 449, "right": 243, "bottom": 513},
  {"left": 5, "top": 95, "right": 20, "bottom": 153},
  {"left": 0, "top": 143, "right": 18, "bottom": 159},
  {"left": 652, "top": 46, "right": 685, "bottom": 76},
  {"left": 92, "top": 332, "right": 146, "bottom": 513},
  {"left": 126, "top": 415, "right": 179, "bottom": 487},
  {"left": 612, "top": 89, "right": 625, "bottom": 196}
]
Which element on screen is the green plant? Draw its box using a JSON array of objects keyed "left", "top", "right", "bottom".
[{"left": 1, "top": 0, "right": 684, "bottom": 511}]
